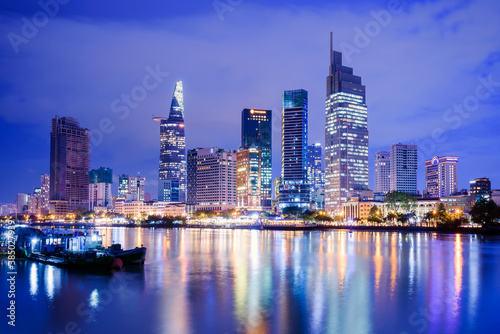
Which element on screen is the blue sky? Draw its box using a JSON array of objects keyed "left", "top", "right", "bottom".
[{"left": 1, "top": 0, "right": 499, "bottom": 202}]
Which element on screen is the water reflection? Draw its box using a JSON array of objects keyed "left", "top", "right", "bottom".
[{"left": 5, "top": 228, "right": 500, "bottom": 334}]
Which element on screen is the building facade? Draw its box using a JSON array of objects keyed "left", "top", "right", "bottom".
[
  {"left": 308, "top": 143, "right": 325, "bottom": 191},
  {"left": 278, "top": 89, "right": 310, "bottom": 211},
  {"left": 236, "top": 147, "right": 262, "bottom": 211},
  {"left": 118, "top": 174, "right": 145, "bottom": 201},
  {"left": 154, "top": 81, "right": 187, "bottom": 202},
  {"left": 49, "top": 116, "right": 90, "bottom": 215},
  {"left": 40, "top": 174, "right": 50, "bottom": 215},
  {"left": 425, "top": 156, "right": 458, "bottom": 198},
  {"left": 469, "top": 178, "right": 491, "bottom": 204},
  {"left": 241, "top": 108, "right": 272, "bottom": 210},
  {"left": 88, "top": 167, "right": 113, "bottom": 210},
  {"left": 374, "top": 151, "right": 390, "bottom": 194},
  {"left": 186, "top": 147, "right": 237, "bottom": 212},
  {"left": 325, "top": 38, "right": 369, "bottom": 215},
  {"left": 115, "top": 201, "right": 185, "bottom": 218},
  {"left": 390, "top": 143, "right": 418, "bottom": 195}
]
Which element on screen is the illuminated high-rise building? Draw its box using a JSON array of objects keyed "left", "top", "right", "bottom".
[
  {"left": 154, "top": 81, "right": 186, "bottom": 202},
  {"left": 40, "top": 174, "right": 50, "bottom": 215},
  {"left": 278, "top": 89, "right": 310, "bottom": 211},
  {"left": 325, "top": 34, "right": 369, "bottom": 215},
  {"left": 117, "top": 174, "right": 145, "bottom": 201},
  {"left": 49, "top": 116, "right": 90, "bottom": 214},
  {"left": 307, "top": 143, "right": 324, "bottom": 191},
  {"left": 186, "top": 147, "right": 236, "bottom": 212},
  {"left": 469, "top": 178, "right": 491, "bottom": 203},
  {"left": 88, "top": 167, "right": 113, "bottom": 210},
  {"left": 374, "top": 151, "right": 390, "bottom": 194},
  {"left": 236, "top": 146, "right": 262, "bottom": 211},
  {"left": 241, "top": 108, "right": 272, "bottom": 210},
  {"left": 390, "top": 143, "right": 418, "bottom": 195},
  {"left": 425, "top": 156, "right": 458, "bottom": 198}
]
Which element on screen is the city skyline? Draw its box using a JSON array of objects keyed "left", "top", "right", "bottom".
[{"left": 1, "top": 0, "right": 500, "bottom": 202}]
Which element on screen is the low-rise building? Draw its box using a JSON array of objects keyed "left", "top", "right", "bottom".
[{"left": 114, "top": 200, "right": 185, "bottom": 218}]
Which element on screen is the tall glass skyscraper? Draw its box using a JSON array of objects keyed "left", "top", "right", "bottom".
[
  {"left": 241, "top": 108, "right": 272, "bottom": 210},
  {"left": 307, "top": 143, "right": 324, "bottom": 191},
  {"left": 154, "top": 81, "right": 187, "bottom": 202},
  {"left": 325, "top": 34, "right": 369, "bottom": 215},
  {"left": 49, "top": 116, "right": 90, "bottom": 214},
  {"left": 278, "top": 89, "right": 310, "bottom": 210}
]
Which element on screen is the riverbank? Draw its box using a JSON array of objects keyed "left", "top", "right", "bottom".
[{"left": 22, "top": 221, "right": 500, "bottom": 235}]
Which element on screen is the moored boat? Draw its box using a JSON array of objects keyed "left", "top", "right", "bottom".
[{"left": 107, "top": 243, "right": 147, "bottom": 265}]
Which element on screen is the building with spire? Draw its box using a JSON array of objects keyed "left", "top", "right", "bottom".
[
  {"left": 325, "top": 33, "right": 369, "bottom": 215},
  {"left": 154, "top": 81, "right": 187, "bottom": 202}
]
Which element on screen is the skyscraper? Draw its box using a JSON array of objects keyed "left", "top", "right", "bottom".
[
  {"left": 88, "top": 167, "right": 113, "bottom": 210},
  {"left": 307, "top": 143, "right": 324, "bottom": 191},
  {"left": 425, "top": 156, "right": 458, "bottom": 197},
  {"left": 236, "top": 146, "right": 262, "bottom": 211},
  {"left": 117, "top": 174, "right": 145, "bottom": 201},
  {"left": 241, "top": 108, "right": 272, "bottom": 210},
  {"left": 390, "top": 143, "right": 418, "bottom": 195},
  {"left": 154, "top": 81, "right": 186, "bottom": 202},
  {"left": 374, "top": 151, "right": 390, "bottom": 194},
  {"left": 278, "top": 89, "right": 310, "bottom": 211},
  {"left": 186, "top": 147, "right": 236, "bottom": 212},
  {"left": 40, "top": 174, "right": 50, "bottom": 215},
  {"left": 325, "top": 34, "right": 369, "bottom": 215},
  {"left": 49, "top": 116, "right": 90, "bottom": 214}
]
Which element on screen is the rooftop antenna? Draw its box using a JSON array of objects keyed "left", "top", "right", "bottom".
[{"left": 330, "top": 31, "right": 333, "bottom": 64}]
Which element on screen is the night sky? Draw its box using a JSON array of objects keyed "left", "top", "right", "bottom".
[{"left": 1, "top": 0, "right": 499, "bottom": 203}]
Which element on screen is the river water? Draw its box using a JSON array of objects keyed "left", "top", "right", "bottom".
[{"left": 1, "top": 227, "right": 500, "bottom": 334}]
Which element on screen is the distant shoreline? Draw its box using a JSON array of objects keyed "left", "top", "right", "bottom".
[{"left": 26, "top": 222, "right": 500, "bottom": 235}]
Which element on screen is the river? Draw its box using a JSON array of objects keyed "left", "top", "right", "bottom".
[{"left": 1, "top": 227, "right": 499, "bottom": 333}]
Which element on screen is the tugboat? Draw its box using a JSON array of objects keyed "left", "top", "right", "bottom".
[
  {"left": 14, "top": 227, "right": 123, "bottom": 270},
  {"left": 107, "top": 243, "right": 147, "bottom": 265}
]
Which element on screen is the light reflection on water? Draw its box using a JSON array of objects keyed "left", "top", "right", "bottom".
[{"left": 2, "top": 228, "right": 500, "bottom": 334}]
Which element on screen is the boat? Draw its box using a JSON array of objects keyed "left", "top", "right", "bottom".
[
  {"left": 13, "top": 227, "right": 123, "bottom": 270},
  {"left": 107, "top": 243, "right": 147, "bottom": 265}
]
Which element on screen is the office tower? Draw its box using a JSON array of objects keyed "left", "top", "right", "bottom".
[
  {"left": 40, "top": 174, "right": 50, "bottom": 215},
  {"left": 118, "top": 174, "right": 145, "bottom": 201},
  {"left": 425, "top": 156, "right": 458, "bottom": 198},
  {"left": 241, "top": 108, "right": 272, "bottom": 210},
  {"left": 118, "top": 175, "right": 129, "bottom": 198},
  {"left": 129, "top": 175, "right": 145, "bottom": 201},
  {"left": 17, "top": 193, "right": 30, "bottom": 214},
  {"left": 186, "top": 148, "right": 200, "bottom": 212},
  {"left": 29, "top": 188, "right": 42, "bottom": 215},
  {"left": 236, "top": 146, "right": 262, "bottom": 211},
  {"left": 186, "top": 147, "right": 236, "bottom": 212},
  {"left": 469, "top": 178, "right": 491, "bottom": 203},
  {"left": 325, "top": 34, "right": 369, "bottom": 215},
  {"left": 49, "top": 116, "right": 91, "bottom": 214},
  {"left": 374, "top": 151, "right": 390, "bottom": 194},
  {"left": 88, "top": 167, "right": 113, "bottom": 210},
  {"left": 390, "top": 143, "right": 418, "bottom": 194},
  {"left": 308, "top": 143, "right": 324, "bottom": 191},
  {"left": 278, "top": 89, "right": 310, "bottom": 211},
  {"left": 154, "top": 81, "right": 187, "bottom": 202}
]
